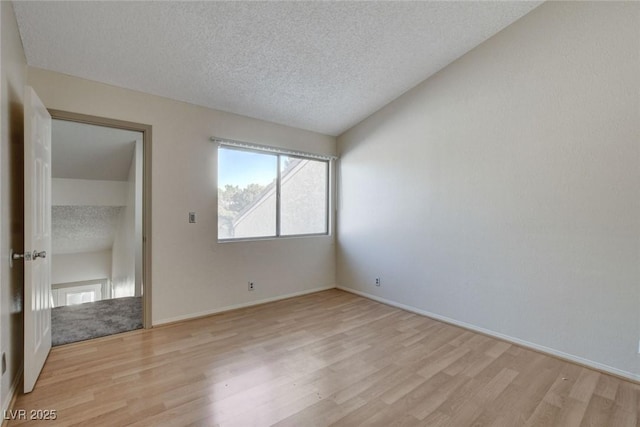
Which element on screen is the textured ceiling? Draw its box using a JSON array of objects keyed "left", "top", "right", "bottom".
[
  {"left": 52, "top": 206, "right": 123, "bottom": 255},
  {"left": 14, "top": 1, "right": 542, "bottom": 136},
  {"left": 52, "top": 119, "right": 141, "bottom": 181}
]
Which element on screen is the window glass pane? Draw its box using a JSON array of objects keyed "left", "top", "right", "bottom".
[
  {"left": 218, "top": 148, "right": 277, "bottom": 239},
  {"left": 66, "top": 291, "right": 95, "bottom": 305},
  {"left": 280, "top": 156, "right": 328, "bottom": 235}
]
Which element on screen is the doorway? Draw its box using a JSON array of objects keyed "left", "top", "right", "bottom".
[{"left": 48, "top": 110, "right": 151, "bottom": 345}]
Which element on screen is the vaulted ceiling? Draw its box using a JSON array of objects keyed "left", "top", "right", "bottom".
[
  {"left": 52, "top": 119, "right": 141, "bottom": 181},
  {"left": 13, "top": 1, "right": 542, "bottom": 136}
]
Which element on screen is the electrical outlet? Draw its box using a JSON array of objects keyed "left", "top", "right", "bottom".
[
  {"left": 375, "top": 277, "right": 381, "bottom": 286},
  {"left": 248, "top": 282, "right": 255, "bottom": 291},
  {"left": 188, "top": 212, "right": 196, "bottom": 223}
]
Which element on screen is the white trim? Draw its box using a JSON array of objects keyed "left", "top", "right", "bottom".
[
  {"left": 2, "top": 364, "right": 22, "bottom": 416},
  {"left": 337, "top": 286, "right": 640, "bottom": 383},
  {"left": 154, "top": 285, "right": 336, "bottom": 326}
]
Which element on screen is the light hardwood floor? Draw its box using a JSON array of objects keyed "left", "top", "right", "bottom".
[{"left": 8, "top": 289, "right": 639, "bottom": 426}]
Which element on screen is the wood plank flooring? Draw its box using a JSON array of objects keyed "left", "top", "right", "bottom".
[{"left": 8, "top": 289, "right": 640, "bottom": 426}]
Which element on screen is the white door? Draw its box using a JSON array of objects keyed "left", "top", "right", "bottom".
[{"left": 23, "top": 86, "right": 52, "bottom": 393}]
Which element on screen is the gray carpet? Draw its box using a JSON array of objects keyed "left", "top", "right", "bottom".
[{"left": 52, "top": 296, "right": 142, "bottom": 346}]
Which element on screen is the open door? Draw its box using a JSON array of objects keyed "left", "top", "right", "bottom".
[{"left": 23, "top": 86, "right": 52, "bottom": 393}]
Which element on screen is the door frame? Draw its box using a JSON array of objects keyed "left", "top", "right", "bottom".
[{"left": 48, "top": 109, "right": 153, "bottom": 328}]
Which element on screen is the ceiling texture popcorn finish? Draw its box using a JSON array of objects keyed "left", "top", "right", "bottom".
[
  {"left": 14, "top": 1, "right": 541, "bottom": 136},
  {"left": 52, "top": 206, "right": 124, "bottom": 255}
]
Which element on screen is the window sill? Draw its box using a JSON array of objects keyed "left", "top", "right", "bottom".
[{"left": 217, "top": 233, "right": 331, "bottom": 244}]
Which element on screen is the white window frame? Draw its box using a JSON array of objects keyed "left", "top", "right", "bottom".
[
  {"left": 215, "top": 138, "right": 335, "bottom": 242},
  {"left": 51, "top": 279, "right": 109, "bottom": 307}
]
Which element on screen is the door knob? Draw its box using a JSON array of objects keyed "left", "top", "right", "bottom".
[{"left": 9, "top": 250, "right": 46, "bottom": 268}]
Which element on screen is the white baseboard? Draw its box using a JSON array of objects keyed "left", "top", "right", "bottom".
[
  {"left": 2, "top": 364, "right": 22, "bottom": 419},
  {"left": 154, "top": 285, "right": 337, "bottom": 326},
  {"left": 336, "top": 286, "right": 640, "bottom": 383}
]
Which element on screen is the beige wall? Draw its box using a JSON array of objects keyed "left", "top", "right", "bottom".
[
  {"left": 337, "top": 2, "right": 640, "bottom": 379},
  {"left": 0, "top": 0, "right": 26, "bottom": 412},
  {"left": 28, "top": 67, "right": 337, "bottom": 324},
  {"left": 52, "top": 250, "right": 112, "bottom": 286},
  {"left": 233, "top": 192, "right": 277, "bottom": 239},
  {"left": 280, "top": 160, "right": 328, "bottom": 235},
  {"left": 52, "top": 178, "right": 128, "bottom": 206},
  {"left": 133, "top": 140, "right": 143, "bottom": 297},
  {"left": 111, "top": 150, "right": 138, "bottom": 298}
]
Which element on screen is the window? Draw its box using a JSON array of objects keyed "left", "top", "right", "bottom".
[
  {"left": 51, "top": 281, "right": 104, "bottom": 307},
  {"left": 218, "top": 145, "right": 330, "bottom": 240}
]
